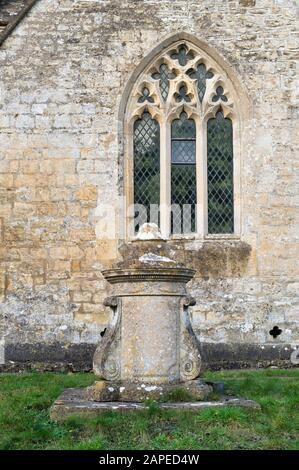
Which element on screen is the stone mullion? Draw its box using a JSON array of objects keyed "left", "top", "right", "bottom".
[
  {"left": 232, "top": 115, "right": 241, "bottom": 237},
  {"left": 160, "top": 117, "right": 171, "bottom": 239},
  {"left": 197, "top": 117, "right": 208, "bottom": 237}
]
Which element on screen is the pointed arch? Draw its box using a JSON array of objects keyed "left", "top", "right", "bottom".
[
  {"left": 119, "top": 32, "right": 250, "bottom": 124},
  {"left": 119, "top": 32, "right": 252, "bottom": 240}
]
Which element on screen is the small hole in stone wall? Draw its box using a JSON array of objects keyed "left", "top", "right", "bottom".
[
  {"left": 269, "top": 326, "right": 282, "bottom": 339},
  {"left": 100, "top": 328, "right": 107, "bottom": 338}
]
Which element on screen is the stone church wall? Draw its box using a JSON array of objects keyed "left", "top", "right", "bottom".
[{"left": 0, "top": 0, "right": 298, "bottom": 369}]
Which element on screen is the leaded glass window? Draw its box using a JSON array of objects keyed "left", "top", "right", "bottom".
[
  {"left": 127, "top": 39, "right": 239, "bottom": 239},
  {"left": 171, "top": 112, "right": 196, "bottom": 234},
  {"left": 207, "top": 111, "right": 234, "bottom": 233},
  {"left": 133, "top": 112, "right": 160, "bottom": 233},
  {"left": 187, "top": 63, "right": 214, "bottom": 102},
  {"left": 170, "top": 45, "right": 194, "bottom": 66}
]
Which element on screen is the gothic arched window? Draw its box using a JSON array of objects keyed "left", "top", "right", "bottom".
[{"left": 125, "top": 39, "right": 241, "bottom": 239}]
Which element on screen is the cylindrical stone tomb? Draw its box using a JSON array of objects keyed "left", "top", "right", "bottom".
[{"left": 93, "top": 256, "right": 202, "bottom": 385}]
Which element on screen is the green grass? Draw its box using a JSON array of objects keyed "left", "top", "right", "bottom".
[{"left": 0, "top": 369, "right": 298, "bottom": 450}]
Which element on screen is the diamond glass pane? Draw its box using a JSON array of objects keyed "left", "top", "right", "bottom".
[
  {"left": 178, "top": 46, "right": 188, "bottom": 66},
  {"left": 207, "top": 112, "right": 234, "bottom": 234},
  {"left": 159, "top": 64, "right": 169, "bottom": 101},
  {"left": 175, "top": 85, "right": 191, "bottom": 103},
  {"left": 171, "top": 45, "right": 193, "bottom": 67},
  {"left": 212, "top": 86, "right": 228, "bottom": 103},
  {"left": 159, "top": 64, "right": 171, "bottom": 101},
  {"left": 152, "top": 64, "right": 176, "bottom": 102},
  {"left": 134, "top": 113, "right": 160, "bottom": 232},
  {"left": 171, "top": 166, "right": 196, "bottom": 234},
  {"left": 171, "top": 114, "right": 196, "bottom": 234},
  {"left": 187, "top": 64, "right": 214, "bottom": 103},
  {"left": 197, "top": 64, "right": 208, "bottom": 102},
  {"left": 172, "top": 113, "right": 196, "bottom": 139},
  {"left": 172, "top": 141, "right": 196, "bottom": 164}
]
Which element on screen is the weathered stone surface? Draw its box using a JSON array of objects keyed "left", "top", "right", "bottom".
[
  {"left": 0, "top": 1, "right": 38, "bottom": 46},
  {"left": 0, "top": 0, "right": 298, "bottom": 368},
  {"left": 93, "top": 250, "right": 201, "bottom": 384},
  {"left": 135, "top": 223, "right": 163, "bottom": 240},
  {"left": 50, "top": 387, "right": 261, "bottom": 421},
  {"left": 86, "top": 379, "right": 212, "bottom": 403},
  {"left": 239, "top": 0, "right": 256, "bottom": 6}
]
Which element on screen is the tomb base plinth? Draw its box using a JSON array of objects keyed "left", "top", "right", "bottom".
[{"left": 50, "top": 388, "right": 261, "bottom": 421}]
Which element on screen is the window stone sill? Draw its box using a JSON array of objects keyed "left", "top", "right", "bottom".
[{"left": 120, "top": 238, "right": 251, "bottom": 279}]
